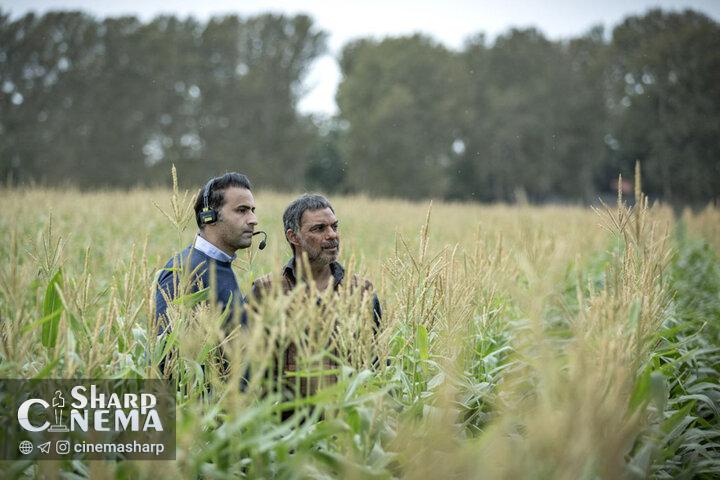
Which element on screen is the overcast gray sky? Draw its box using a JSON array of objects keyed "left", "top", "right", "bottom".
[{"left": 3, "top": 0, "right": 719, "bottom": 114}]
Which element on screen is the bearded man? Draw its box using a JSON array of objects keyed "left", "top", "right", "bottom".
[{"left": 251, "top": 194, "right": 381, "bottom": 398}]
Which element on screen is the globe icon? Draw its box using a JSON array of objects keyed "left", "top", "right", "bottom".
[{"left": 19, "top": 440, "right": 33, "bottom": 455}]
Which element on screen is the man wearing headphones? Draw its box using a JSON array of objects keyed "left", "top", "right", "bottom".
[{"left": 155, "top": 172, "right": 262, "bottom": 337}]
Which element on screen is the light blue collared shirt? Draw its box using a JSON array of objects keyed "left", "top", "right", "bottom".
[{"left": 193, "top": 234, "right": 236, "bottom": 263}]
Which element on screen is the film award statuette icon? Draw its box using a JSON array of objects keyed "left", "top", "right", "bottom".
[{"left": 47, "top": 390, "right": 69, "bottom": 432}]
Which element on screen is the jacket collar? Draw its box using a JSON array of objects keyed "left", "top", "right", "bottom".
[
  {"left": 283, "top": 257, "right": 344, "bottom": 289},
  {"left": 194, "top": 234, "right": 236, "bottom": 263}
]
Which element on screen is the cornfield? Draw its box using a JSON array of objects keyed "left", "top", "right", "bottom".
[{"left": 1, "top": 169, "right": 718, "bottom": 479}]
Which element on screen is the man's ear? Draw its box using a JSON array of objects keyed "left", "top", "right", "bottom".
[{"left": 286, "top": 228, "right": 301, "bottom": 248}]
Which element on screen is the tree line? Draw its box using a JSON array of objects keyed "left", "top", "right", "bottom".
[{"left": 1, "top": 8, "right": 718, "bottom": 204}]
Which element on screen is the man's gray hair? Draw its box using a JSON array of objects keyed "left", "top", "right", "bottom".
[{"left": 283, "top": 194, "right": 334, "bottom": 252}]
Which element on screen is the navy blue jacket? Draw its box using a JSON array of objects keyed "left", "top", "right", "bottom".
[{"left": 155, "top": 246, "right": 245, "bottom": 333}]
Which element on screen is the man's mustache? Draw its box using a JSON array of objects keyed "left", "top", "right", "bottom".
[{"left": 322, "top": 241, "right": 339, "bottom": 249}]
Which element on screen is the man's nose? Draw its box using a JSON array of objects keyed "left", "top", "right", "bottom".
[
  {"left": 326, "top": 227, "right": 338, "bottom": 240},
  {"left": 247, "top": 211, "right": 258, "bottom": 226}
]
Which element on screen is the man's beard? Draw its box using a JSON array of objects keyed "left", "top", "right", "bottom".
[{"left": 305, "top": 240, "right": 339, "bottom": 265}]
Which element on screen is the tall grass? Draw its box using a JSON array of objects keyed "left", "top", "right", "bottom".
[{"left": 0, "top": 174, "right": 717, "bottom": 479}]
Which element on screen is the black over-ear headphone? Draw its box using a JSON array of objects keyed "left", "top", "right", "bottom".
[{"left": 197, "top": 177, "right": 219, "bottom": 225}]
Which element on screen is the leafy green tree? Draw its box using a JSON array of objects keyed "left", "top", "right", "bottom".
[
  {"left": 337, "top": 35, "right": 468, "bottom": 199},
  {"left": 552, "top": 27, "right": 611, "bottom": 200},
  {"left": 305, "top": 118, "right": 347, "bottom": 193},
  {"left": 3, "top": 7, "right": 718, "bottom": 204},
  {"left": 0, "top": 10, "right": 326, "bottom": 189},
  {"left": 458, "top": 28, "right": 610, "bottom": 202},
  {"left": 196, "top": 14, "right": 326, "bottom": 189},
  {"left": 609, "top": 9, "right": 720, "bottom": 203}
]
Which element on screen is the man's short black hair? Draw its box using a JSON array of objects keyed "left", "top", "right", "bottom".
[
  {"left": 283, "top": 194, "right": 334, "bottom": 254},
  {"left": 194, "top": 172, "right": 252, "bottom": 229}
]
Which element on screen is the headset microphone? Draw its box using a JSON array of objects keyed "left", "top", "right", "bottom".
[{"left": 253, "top": 231, "right": 267, "bottom": 250}]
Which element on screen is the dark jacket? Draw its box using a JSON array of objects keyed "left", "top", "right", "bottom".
[
  {"left": 251, "top": 257, "right": 381, "bottom": 399},
  {"left": 155, "top": 245, "right": 246, "bottom": 332}
]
